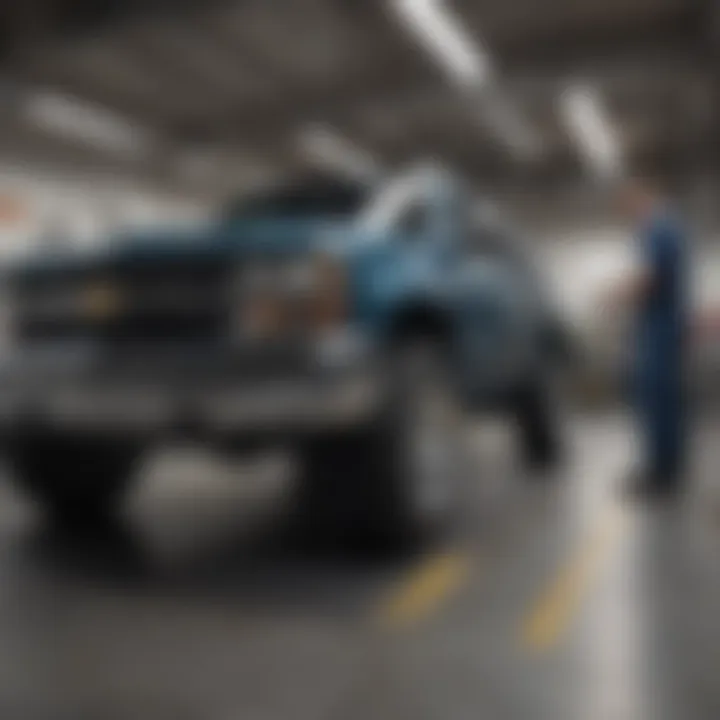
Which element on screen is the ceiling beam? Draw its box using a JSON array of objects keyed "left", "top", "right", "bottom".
[
  {"left": 455, "top": 136, "right": 716, "bottom": 191},
  {"left": 705, "top": 0, "right": 720, "bottom": 164},
  {"left": 171, "top": 11, "right": 704, "bottom": 146},
  {"left": 700, "top": 0, "right": 720, "bottom": 223},
  {"left": 0, "top": 1, "right": 246, "bottom": 137},
  {"left": 0, "top": 0, "right": 240, "bottom": 59},
  {"left": 496, "top": 5, "right": 703, "bottom": 77},
  {"left": 171, "top": 59, "right": 435, "bottom": 144}
]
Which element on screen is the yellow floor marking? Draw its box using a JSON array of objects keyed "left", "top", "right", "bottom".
[
  {"left": 377, "top": 551, "right": 471, "bottom": 628},
  {"left": 520, "top": 504, "right": 627, "bottom": 652}
]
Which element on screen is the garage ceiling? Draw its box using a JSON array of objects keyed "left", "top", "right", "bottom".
[{"left": 0, "top": 0, "right": 715, "bottom": 205}]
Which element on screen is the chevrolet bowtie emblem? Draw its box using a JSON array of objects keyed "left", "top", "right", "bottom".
[{"left": 83, "top": 283, "right": 122, "bottom": 319}]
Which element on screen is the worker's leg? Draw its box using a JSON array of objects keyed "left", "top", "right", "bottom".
[
  {"left": 626, "top": 349, "right": 682, "bottom": 495},
  {"left": 636, "top": 358, "right": 657, "bottom": 477},
  {"left": 650, "top": 380, "right": 685, "bottom": 488}
]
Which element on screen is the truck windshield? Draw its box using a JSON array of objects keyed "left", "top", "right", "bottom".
[
  {"left": 222, "top": 176, "right": 369, "bottom": 221},
  {"left": 358, "top": 168, "right": 436, "bottom": 231}
]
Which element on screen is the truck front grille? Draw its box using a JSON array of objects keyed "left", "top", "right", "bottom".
[{"left": 15, "top": 260, "right": 232, "bottom": 344}]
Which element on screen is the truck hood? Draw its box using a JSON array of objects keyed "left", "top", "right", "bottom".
[{"left": 7, "top": 218, "right": 370, "bottom": 278}]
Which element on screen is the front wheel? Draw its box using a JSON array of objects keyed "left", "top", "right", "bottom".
[
  {"left": 514, "top": 379, "right": 564, "bottom": 472},
  {"left": 296, "top": 341, "right": 466, "bottom": 553},
  {"left": 6, "top": 433, "right": 143, "bottom": 524}
]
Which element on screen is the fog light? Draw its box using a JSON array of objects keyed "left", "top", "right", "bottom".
[{"left": 314, "top": 329, "right": 368, "bottom": 367}]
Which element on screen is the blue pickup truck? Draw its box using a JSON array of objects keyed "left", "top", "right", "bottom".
[{"left": 0, "top": 167, "right": 566, "bottom": 549}]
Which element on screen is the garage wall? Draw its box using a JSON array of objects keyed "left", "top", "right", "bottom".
[
  {"left": 539, "top": 228, "right": 720, "bottom": 325},
  {"left": 538, "top": 227, "right": 720, "bottom": 403},
  {"left": 539, "top": 228, "right": 635, "bottom": 327},
  {"left": 0, "top": 164, "right": 205, "bottom": 259}
]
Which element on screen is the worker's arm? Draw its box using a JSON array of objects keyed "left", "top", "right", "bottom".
[
  {"left": 607, "top": 269, "right": 654, "bottom": 309},
  {"left": 606, "top": 216, "right": 678, "bottom": 312}
]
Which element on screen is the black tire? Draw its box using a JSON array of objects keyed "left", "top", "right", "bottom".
[
  {"left": 514, "top": 380, "right": 563, "bottom": 471},
  {"left": 296, "top": 341, "right": 464, "bottom": 553},
  {"left": 6, "top": 433, "right": 142, "bottom": 524}
]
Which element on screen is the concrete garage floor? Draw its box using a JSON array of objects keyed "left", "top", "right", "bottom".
[{"left": 0, "top": 412, "right": 718, "bottom": 720}]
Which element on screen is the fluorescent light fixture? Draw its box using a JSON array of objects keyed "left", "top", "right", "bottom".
[
  {"left": 24, "top": 91, "right": 152, "bottom": 159},
  {"left": 360, "top": 163, "right": 442, "bottom": 230},
  {"left": 559, "top": 86, "right": 622, "bottom": 179},
  {"left": 391, "top": 0, "right": 491, "bottom": 87},
  {"left": 298, "top": 124, "right": 381, "bottom": 181},
  {"left": 390, "top": 1, "right": 539, "bottom": 158}
]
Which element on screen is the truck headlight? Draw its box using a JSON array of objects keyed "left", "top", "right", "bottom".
[
  {"left": 308, "top": 253, "right": 347, "bottom": 331},
  {"left": 81, "top": 282, "right": 123, "bottom": 320},
  {"left": 233, "top": 253, "right": 348, "bottom": 340}
]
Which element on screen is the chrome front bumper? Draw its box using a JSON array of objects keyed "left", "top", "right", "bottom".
[
  {"left": 0, "top": 335, "right": 382, "bottom": 437},
  {"left": 0, "top": 373, "right": 381, "bottom": 437}
]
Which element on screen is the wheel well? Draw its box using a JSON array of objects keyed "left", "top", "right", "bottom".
[{"left": 388, "top": 304, "right": 453, "bottom": 348}]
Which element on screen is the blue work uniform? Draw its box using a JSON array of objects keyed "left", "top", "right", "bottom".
[{"left": 634, "top": 209, "right": 688, "bottom": 484}]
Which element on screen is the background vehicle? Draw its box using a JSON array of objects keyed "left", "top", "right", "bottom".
[{"left": 0, "top": 166, "right": 565, "bottom": 550}]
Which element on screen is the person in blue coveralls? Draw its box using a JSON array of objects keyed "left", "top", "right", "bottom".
[{"left": 611, "top": 177, "right": 689, "bottom": 497}]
